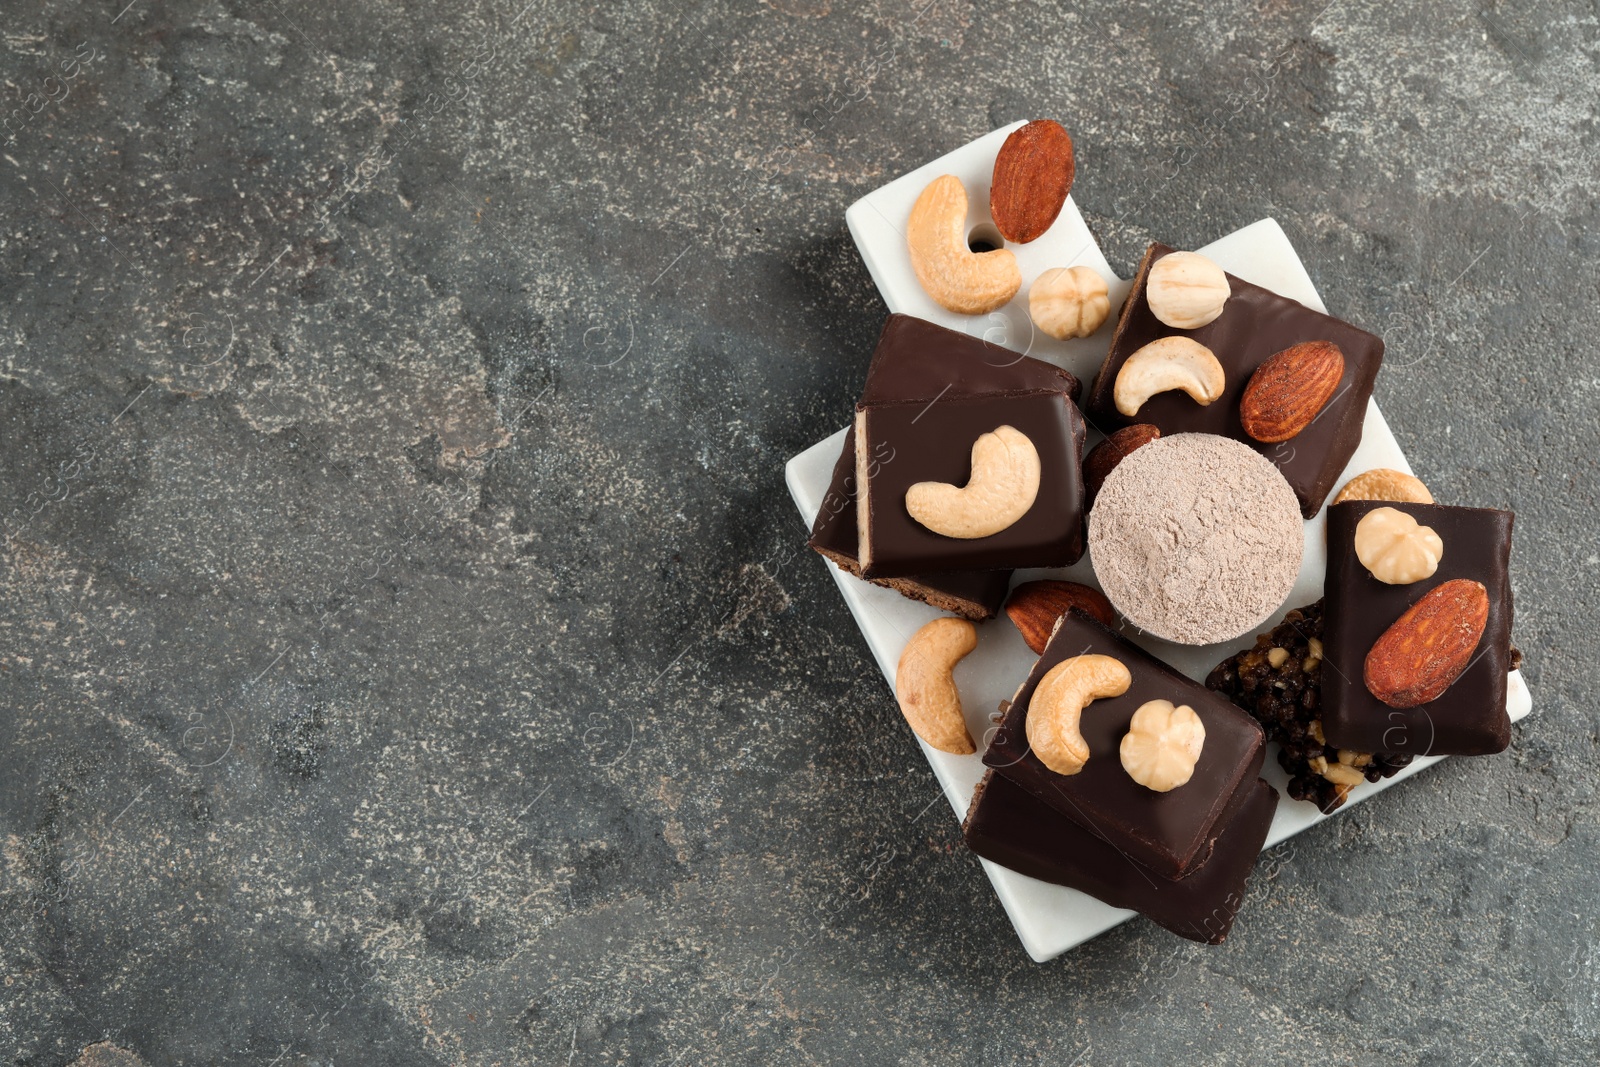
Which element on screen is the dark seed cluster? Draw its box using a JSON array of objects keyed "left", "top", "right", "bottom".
[{"left": 1206, "top": 600, "right": 1412, "bottom": 814}]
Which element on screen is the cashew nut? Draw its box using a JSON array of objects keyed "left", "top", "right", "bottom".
[
  {"left": 1024, "top": 654, "right": 1132, "bottom": 776},
  {"left": 1113, "top": 336, "right": 1227, "bottom": 416},
  {"left": 1145, "top": 250, "right": 1230, "bottom": 329},
  {"left": 1119, "top": 699, "right": 1206, "bottom": 792},
  {"left": 906, "top": 175, "right": 1022, "bottom": 315},
  {"left": 894, "top": 617, "right": 979, "bottom": 754},
  {"left": 1333, "top": 468, "right": 1434, "bottom": 505},
  {"left": 1354, "top": 506, "right": 1443, "bottom": 585},
  {"left": 1029, "top": 265, "right": 1110, "bottom": 340},
  {"left": 906, "top": 425, "right": 1040, "bottom": 539}
]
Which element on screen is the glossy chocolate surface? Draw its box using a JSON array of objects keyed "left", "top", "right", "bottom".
[
  {"left": 810, "top": 433, "right": 1012, "bottom": 613},
  {"left": 856, "top": 390, "right": 1085, "bottom": 578},
  {"left": 807, "top": 314, "right": 1080, "bottom": 612},
  {"left": 1085, "top": 243, "right": 1384, "bottom": 518},
  {"left": 1323, "top": 501, "right": 1515, "bottom": 755},
  {"left": 963, "top": 771, "right": 1278, "bottom": 944},
  {"left": 983, "top": 613, "right": 1265, "bottom": 879}
]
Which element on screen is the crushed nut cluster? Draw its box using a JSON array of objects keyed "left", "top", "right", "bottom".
[{"left": 1205, "top": 600, "right": 1412, "bottom": 813}]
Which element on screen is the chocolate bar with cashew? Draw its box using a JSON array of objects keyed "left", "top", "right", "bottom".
[
  {"left": 1085, "top": 242, "right": 1384, "bottom": 518},
  {"left": 984, "top": 613, "right": 1266, "bottom": 880},
  {"left": 807, "top": 313, "right": 1080, "bottom": 619},
  {"left": 854, "top": 390, "right": 1085, "bottom": 579}
]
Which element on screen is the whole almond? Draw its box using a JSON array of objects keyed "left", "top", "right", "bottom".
[
  {"left": 1239, "top": 340, "right": 1346, "bottom": 443},
  {"left": 1083, "top": 424, "right": 1160, "bottom": 509},
  {"left": 989, "top": 119, "right": 1075, "bottom": 245},
  {"left": 1005, "top": 580, "right": 1118, "bottom": 654},
  {"left": 1364, "top": 578, "right": 1489, "bottom": 708}
]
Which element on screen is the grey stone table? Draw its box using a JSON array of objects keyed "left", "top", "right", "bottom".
[{"left": 1, "top": 1, "right": 1595, "bottom": 1063}]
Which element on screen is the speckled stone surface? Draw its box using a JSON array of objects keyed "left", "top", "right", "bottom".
[{"left": 1, "top": 1, "right": 1596, "bottom": 1064}]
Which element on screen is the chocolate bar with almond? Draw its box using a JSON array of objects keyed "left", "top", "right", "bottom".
[
  {"left": 1322, "top": 501, "right": 1515, "bottom": 756},
  {"left": 1084, "top": 242, "right": 1383, "bottom": 518}
]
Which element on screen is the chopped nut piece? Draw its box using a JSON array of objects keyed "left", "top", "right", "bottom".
[
  {"left": 1322, "top": 762, "right": 1366, "bottom": 787},
  {"left": 1267, "top": 647, "right": 1289, "bottom": 668},
  {"left": 1206, "top": 600, "right": 1412, "bottom": 813}
]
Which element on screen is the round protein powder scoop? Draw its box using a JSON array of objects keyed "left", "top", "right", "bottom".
[{"left": 1088, "top": 433, "right": 1303, "bottom": 645}]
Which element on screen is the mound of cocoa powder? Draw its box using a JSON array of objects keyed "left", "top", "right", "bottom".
[{"left": 1088, "top": 433, "right": 1303, "bottom": 644}]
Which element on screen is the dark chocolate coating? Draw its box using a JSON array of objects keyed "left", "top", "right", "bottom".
[
  {"left": 963, "top": 770, "right": 1279, "bottom": 944},
  {"left": 855, "top": 314, "right": 1082, "bottom": 407},
  {"left": 811, "top": 432, "right": 1012, "bottom": 616},
  {"left": 983, "top": 613, "right": 1266, "bottom": 879},
  {"left": 1085, "top": 243, "right": 1384, "bottom": 518},
  {"left": 856, "top": 390, "right": 1085, "bottom": 578},
  {"left": 807, "top": 314, "right": 1081, "bottom": 615},
  {"left": 1323, "top": 501, "right": 1515, "bottom": 755}
]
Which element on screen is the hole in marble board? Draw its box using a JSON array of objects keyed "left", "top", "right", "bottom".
[{"left": 967, "top": 222, "right": 1004, "bottom": 254}]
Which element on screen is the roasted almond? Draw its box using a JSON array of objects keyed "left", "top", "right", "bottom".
[
  {"left": 1239, "top": 340, "right": 1346, "bottom": 443},
  {"left": 1005, "top": 580, "right": 1118, "bottom": 654},
  {"left": 989, "top": 119, "right": 1075, "bottom": 245},
  {"left": 1364, "top": 578, "right": 1489, "bottom": 708},
  {"left": 1083, "top": 424, "right": 1160, "bottom": 509}
]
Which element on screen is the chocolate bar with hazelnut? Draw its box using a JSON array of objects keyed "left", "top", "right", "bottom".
[
  {"left": 1084, "top": 243, "right": 1384, "bottom": 518},
  {"left": 983, "top": 613, "right": 1265, "bottom": 880},
  {"left": 1322, "top": 501, "right": 1515, "bottom": 756}
]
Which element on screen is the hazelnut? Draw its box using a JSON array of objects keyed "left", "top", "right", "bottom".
[
  {"left": 1119, "top": 699, "right": 1206, "bottom": 792},
  {"left": 1354, "top": 507, "right": 1443, "bottom": 585},
  {"left": 1145, "top": 251, "right": 1230, "bottom": 330},
  {"left": 1028, "top": 265, "right": 1110, "bottom": 340}
]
